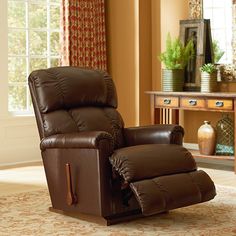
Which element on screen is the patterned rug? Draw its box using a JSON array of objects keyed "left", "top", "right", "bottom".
[{"left": 1, "top": 186, "right": 236, "bottom": 236}]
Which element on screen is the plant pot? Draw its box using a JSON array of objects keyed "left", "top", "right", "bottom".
[
  {"left": 200, "top": 71, "right": 218, "bottom": 92},
  {"left": 162, "top": 69, "right": 184, "bottom": 92}
]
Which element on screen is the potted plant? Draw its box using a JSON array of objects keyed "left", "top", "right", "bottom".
[
  {"left": 159, "top": 33, "right": 194, "bottom": 92},
  {"left": 200, "top": 63, "right": 218, "bottom": 92}
]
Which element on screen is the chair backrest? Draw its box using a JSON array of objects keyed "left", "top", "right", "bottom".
[{"left": 28, "top": 67, "right": 125, "bottom": 148}]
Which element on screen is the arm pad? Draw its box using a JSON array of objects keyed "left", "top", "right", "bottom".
[
  {"left": 40, "top": 131, "right": 114, "bottom": 151},
  {"left": 124, "top": 124, "right": 184, "bottom": 146}
]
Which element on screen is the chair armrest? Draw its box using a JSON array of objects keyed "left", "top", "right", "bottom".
[
  {"left": 40, "top": 131, "right": 114, "bottom": 151},
  {"left": 124, "top": 124, "right": 184, "bottom": 146}
]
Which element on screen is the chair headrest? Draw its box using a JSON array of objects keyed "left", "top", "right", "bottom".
[{"left": 28, "top": 67, "right": 117, "bottom": 113}]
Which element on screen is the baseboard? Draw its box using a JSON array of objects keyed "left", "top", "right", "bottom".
[
  {"left": 0, "top": 160, "right": 43, "bottom": 170},
  {"left": 198, "top": 162, "right": 234, "bottom": 171},
  {"left": 183, "top": 142, "right": 198, "bottom": 150}
]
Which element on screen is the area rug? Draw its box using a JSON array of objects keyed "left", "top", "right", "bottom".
[{"left": 0, "top": 185, "right": 236, "bottom": 236}]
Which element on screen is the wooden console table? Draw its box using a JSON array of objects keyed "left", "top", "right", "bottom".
[{"left": 146, "top": 91, "right": 236, "bottom": 172}]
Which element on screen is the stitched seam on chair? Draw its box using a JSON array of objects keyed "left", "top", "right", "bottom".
[
  {"left": 96, "top": 135, "right": 114, "bottom": 148},
  {"left": 60, "top": 71, "right": 81, "bottom": 132},
  {"left": 55, "top": 71, "right": 66, "bottom": 109},
  {"left": 110, "top": 156, "right": 134, "bottom": 182},
  {"left": 151, "top": 178, "right": 169, "bottom": 211},
  {"left": 170, "top": 126, "right": 184, "bottom": 144},
  {"left": 103, "top": 108, "right": 124, "bottom": 148},
  {"left": 30, "top": 77, "right": 45, "bottom": 138},
  {"left": 104, "top": 74, "right": 116, "bottom": 108},
  {"left": 51, "top": 72, "right": 79, "bottom": 131},
  {"left": 188, "top": 172, "right": 203, "bottom": 202},
  {"left": 67, "top": 109, "right": 80, "bottom": 132}
]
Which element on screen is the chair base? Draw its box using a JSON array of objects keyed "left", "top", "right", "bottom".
[
  {"left": 49, "top": 207, "right": 145, "bottom": 225},
  {"left": 49, "top": 207, "right": 169, "bottom": 225}
]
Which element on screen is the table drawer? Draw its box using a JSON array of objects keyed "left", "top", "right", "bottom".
[
  {"left": 155, "top": 96, "right": 179, "bottom": 108},
  {"left": 180, "top": 97, "right": 205, "bottom": 109},
  {"left": 207, "top": 99, "right": 233, "bottom": 111}
]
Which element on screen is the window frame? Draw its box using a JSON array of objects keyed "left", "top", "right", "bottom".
[
  {"left": 7, "top": 0, "right": 60, "bottom": 116},
  {"left": 203, "top": 0, "right": 233, "bottom": 64}
]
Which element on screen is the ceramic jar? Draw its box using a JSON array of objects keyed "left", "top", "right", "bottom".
[{"left": 198, "top": 121, "right": 216, "bottom": 155}]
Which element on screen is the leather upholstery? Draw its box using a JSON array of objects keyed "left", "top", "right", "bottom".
[
  {"left": 124, "top": 125, "right": 184, "bottom": 146},
  {"left": 29, "top": 66, "right": 216, "bottom": 222},
  {"left": 29, "top": 67, "right": 124, "bottom": 149},
  {"left": 110, "top": 144, "right": 216, "bottom": 215},
  {"left": 29, "top": 67, "right": 117, "bottom": 113},
  {"left": 110, "top": 144, "right": 196, "bottom": 182},
  {"left": 130, "top": 170, "right": 216, "bottom": 216},
  {"left": 41, "top": 131, "right": 114, "bottom": 151}
]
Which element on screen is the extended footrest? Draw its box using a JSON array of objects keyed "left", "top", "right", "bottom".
[
  {"left": 110, "top": 144, "right": 216, "bottom": 216},
  {"left": 130, "top": 170, "right": 216, "bottom": 216}
]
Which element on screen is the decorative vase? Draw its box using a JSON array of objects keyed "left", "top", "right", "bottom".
[
  {"left": 198, "top": 121, "right": 216, "bottom": 155},
  {"left": 162, "top": 69, "right": 184, "bottom": 92},
  {"left": 200, "top": 71, "right": 218, "bottom": 92},
  {"left": 216, "top": 114, "right": 234, "bottom": 156}
]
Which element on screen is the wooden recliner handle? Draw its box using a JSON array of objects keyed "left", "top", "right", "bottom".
[{"left": 65, "top": 163, "right": 78, "bottom": 206}]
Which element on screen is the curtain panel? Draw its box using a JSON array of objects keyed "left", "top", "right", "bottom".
[{"left": 61, "top": 0, "right": 107, "bottom": 71}]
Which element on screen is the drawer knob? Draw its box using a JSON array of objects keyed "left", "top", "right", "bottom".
[
  {"left": 164, "top": 99, "right": 171, "bottom": 105},
  {"left": 189, "top": 99, "right": 197, "bottom": 106},
  {"left": 215, "top": 101, "right": 224, "bottom": 107}
]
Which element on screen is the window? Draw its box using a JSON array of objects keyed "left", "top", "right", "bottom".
[
  {"left": 8, "top": 0, "right": 60, "bottom": 114},
  {"left": 203, "top": 0, "right": 232, "bottom": 64}
]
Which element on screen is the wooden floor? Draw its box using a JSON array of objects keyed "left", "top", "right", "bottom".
[{"left": 0, "top": 163, "right": 236, "bottom": 196}]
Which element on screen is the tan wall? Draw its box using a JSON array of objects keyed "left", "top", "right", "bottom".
[
  {"left": 161, "top": 0, "right": 189, "bottom": 45},
  {"left": 106, "top": 0, "right": 139, "bottom": 127},
  {"left": 151, "top": 0, "right": 161, "bottom": 91},
  {"left": 139, "top": 0, "right": 152, "bottom": 125},
  {"left": 106, "top": 0, "right": 153, "bottom": 127}
]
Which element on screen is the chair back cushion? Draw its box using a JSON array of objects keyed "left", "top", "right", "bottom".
[{"left": 29, "top": 67, "right": 124, "bottom": 148}]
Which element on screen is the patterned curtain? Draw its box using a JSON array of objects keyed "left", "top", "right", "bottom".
[{"left": 60, "top": 0, "right": 107, "bottom": 71}]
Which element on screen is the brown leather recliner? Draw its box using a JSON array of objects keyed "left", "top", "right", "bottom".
[{"left": 29, "top": 67, "right": 216, "bottom": 225}]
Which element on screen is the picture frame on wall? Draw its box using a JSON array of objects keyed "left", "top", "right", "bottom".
[{"left": 179, "top": 19, "right": 213, "bottom": 91}]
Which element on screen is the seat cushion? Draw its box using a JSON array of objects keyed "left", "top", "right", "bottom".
[
  {"left": 110, "top": 144, "right": 196, "bottom": 182},
  {"left": 130, "top": 170, "right": 216, "bottom": 216}
]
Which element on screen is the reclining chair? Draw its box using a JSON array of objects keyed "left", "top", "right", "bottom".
[{"left": 29, "top": 67, "right": 216, "bottom": 225}]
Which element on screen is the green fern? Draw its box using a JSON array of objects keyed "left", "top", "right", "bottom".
[{"left": 159, "top": 33, "right": 195, "bottom": 69}]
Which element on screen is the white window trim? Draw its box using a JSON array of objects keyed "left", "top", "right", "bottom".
[
  {"left": 6, "top": 0, "right": 60, "bottom": 116},
  {"left": 203, "top": 0, "right": 233, "bottom": 64},
  {"left": 0, "top": 0, "right": 60, "bottom": 121},
  {"left": 0, "top": 0, "right": 9, "bottom": 119}
]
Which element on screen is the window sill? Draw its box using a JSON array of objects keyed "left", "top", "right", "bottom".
[{"left": 0, "top": 114, "right": 36, "bottom": 125}]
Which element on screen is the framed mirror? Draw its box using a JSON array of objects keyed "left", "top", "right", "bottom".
[{"left": 189, "top": 0, "right": 236, "bottom": 82}]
